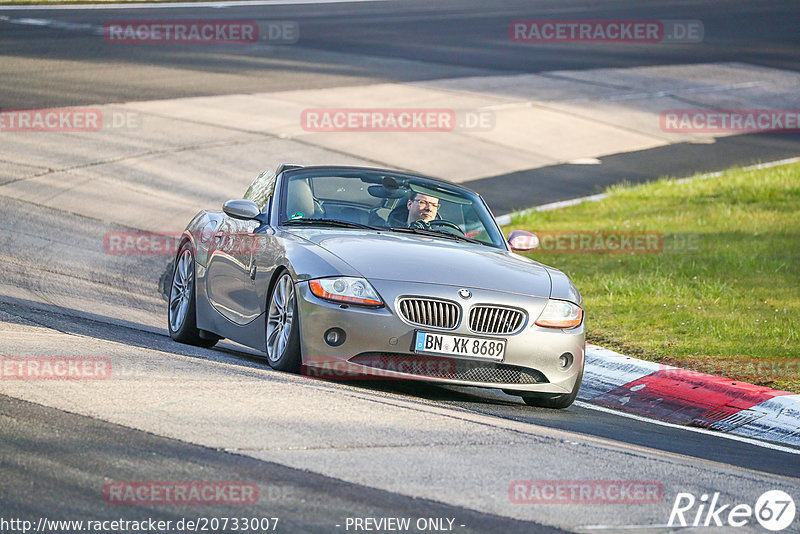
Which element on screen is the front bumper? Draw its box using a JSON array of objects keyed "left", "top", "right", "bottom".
[{"left": 296, "top": 279, "right": 584, "bottom": 394}]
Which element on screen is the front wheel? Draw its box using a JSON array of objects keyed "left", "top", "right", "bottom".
[
  {"left": 168, "top": 244, "right": 219, "bottom": 348},
  {"left": 266, "top": 271, "right": 301, "bottom": 372}
]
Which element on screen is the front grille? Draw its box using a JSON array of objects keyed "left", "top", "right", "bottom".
[
  {"left": 350, "top": 353, "right": 548, "bottom": 385},
  {"left": 397, "top": 297, "right": 460, "bottom": 330},
  {"left": 469, "top": 305, "right": 526, "bottom": 334}
]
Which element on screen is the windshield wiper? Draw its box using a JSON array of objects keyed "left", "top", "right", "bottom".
[
  {"left": 387, "top": 226, "right": 482, "bottom": 245},
  {"left": 283, "top": 218, "right": 382, "bottom": 231}
]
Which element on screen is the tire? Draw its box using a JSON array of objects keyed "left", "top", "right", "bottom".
[
  {"left": 167, "top": 243, "right": 219, "bottom": 348},
  {"left": 265, "top": 271, "right": 301, "bottom": 372},
  {"left": 518, "top": 367, "right": 583, "bottom": 409}
]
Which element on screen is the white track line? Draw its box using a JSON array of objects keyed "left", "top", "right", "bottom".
[
  {"left": 574, "top": 401, "right": 800, "bottom": 455},
  {"left": 0, "top": 0, "right": 391, "bottom": 10},
  {"left": 578, "top": 524, "right": 682, "bottom": 531}
]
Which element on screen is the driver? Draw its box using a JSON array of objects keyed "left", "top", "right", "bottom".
[{"left": 406, "top": 192, "right": 440, "bottom": 229}]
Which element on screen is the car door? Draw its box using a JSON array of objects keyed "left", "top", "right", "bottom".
[
  {"left": 205, "top": 215, "right": 259, "bottom": 325},
  {"left": 238, "top": 225, "right": 285, "bottom": 323}
]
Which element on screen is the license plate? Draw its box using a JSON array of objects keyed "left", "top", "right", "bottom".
[{"left": 414, "top": 331, "right": 506, "bottom": 360}]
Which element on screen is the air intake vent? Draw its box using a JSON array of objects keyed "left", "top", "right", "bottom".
[
  {"left": 350, "top": 353, "right": 548, "bottom": 385},
  {"left": 397, "top": 297, "right": 460, "bottom": 330},
  {"left": 469, "top": 305, "right": 526, "bottom": 334}
]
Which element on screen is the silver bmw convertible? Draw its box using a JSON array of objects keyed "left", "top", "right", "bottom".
[{"left": 168, "top": 164, "right": 585, "bottom": 408}]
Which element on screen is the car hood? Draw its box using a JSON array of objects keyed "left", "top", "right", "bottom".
[{"left": 290, "top": 229, "right": 552, "bottom": 298}]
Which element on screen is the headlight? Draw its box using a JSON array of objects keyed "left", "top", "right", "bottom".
[
  {"left": 309, "top": 277, "right": 383, "bottom": 307},
  {"left": 535, "top": 299, "right": 583, "bottom": 329}
]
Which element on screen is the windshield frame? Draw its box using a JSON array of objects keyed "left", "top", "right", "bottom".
[{"left": 275, "top": 166, "right": 508, "bottom": 250}]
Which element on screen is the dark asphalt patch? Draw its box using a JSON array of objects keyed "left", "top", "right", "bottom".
[{"left": 466, "top": 132, "right": 800, "bottom": 214}]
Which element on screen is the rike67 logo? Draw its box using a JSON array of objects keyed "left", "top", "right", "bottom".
[{"left": 669, "top": 490, "right": 796, "bottom": 531}]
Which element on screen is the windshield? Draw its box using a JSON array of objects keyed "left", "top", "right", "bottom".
[
  {"left": 279, "top": 170, "right": 507, "bottom": 249},
  {"left": 243, "top": 169, "right": 277, "bottom": 210}
]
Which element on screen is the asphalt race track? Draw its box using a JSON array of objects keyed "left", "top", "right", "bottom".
[
  {"left": 1, "top": 1, "right": 799, "bottom": 533},
  {"left": 2, "top": 0, "right": 800, "bottom": 108}
]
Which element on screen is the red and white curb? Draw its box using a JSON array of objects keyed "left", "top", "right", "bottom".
[{"left": 580, "top": 343, "right": 800, "bottom": 447}]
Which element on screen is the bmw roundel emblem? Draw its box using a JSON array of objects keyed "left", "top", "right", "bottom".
[{"left": 458, "top": 289, "right": 472, "bottom": 299}]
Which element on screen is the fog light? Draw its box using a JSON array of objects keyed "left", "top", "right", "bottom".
[
  {"left": 558, "top": 352, "right": 573, "bottom": 369},
  {"left": 324, "top": 328, "right": 346, "bottom": 347}
]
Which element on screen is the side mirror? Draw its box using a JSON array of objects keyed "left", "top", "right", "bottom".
[
  {"left": 223, "top": 199, "right": 261, "bottom": 220},
  {"left": 508, "top": 230, "right": 539, "bottom": 251}
]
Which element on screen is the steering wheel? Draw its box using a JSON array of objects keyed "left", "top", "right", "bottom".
[{"left": 428, "top": 219, "right": 466, "bottom": 236}]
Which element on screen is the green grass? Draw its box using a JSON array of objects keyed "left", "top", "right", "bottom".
[{"left": 504, "top": 162, "right": 800, "bottom": 393}]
